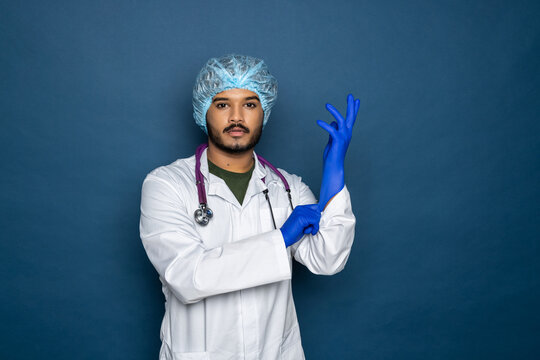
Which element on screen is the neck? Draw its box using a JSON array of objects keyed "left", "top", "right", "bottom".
[{"left": 206, "top": 142, "right": 255, "bottom": 173}]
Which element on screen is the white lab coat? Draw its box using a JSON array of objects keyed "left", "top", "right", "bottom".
[{"left": 139, "top": 148, "right": 355, "bottom": 360}]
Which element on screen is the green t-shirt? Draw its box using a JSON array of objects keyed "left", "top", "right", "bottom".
[{"left": 208, "top": 159, "right": 255, "bottom": 205}]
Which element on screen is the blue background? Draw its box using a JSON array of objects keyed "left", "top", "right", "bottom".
[{"left": 1, "top": 1, "right": 539, "bottom": 359}]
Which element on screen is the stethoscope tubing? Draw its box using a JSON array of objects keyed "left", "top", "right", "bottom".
[{"left": 194, "top": 143, "right": 294, "bottom": 227}]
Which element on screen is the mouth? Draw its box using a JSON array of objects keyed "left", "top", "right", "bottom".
[{"left": 225, "top": 126, "right": 249, "bottom": 137}]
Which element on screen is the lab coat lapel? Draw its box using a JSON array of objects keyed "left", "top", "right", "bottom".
[
  {"left": 200, "top": 148, "right": 269, "bottom": 208},
  {"left": 200, "top": 149, "right": 240, "bottom": 207},
  {"left": 242, "top": 150, "right": 268, "bottom": 208}
]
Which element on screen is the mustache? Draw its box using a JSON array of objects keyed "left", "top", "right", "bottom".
[{"left": 223, "top": 124, "right": 250, "bottom": 133}]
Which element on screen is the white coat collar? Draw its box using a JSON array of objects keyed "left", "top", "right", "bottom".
[{"left": 199, "top": 148, "right": 269, "bottom": 207}]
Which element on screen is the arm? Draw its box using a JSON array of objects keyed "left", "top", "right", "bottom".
[
  {"left": 290, "top": 178, "right": 356, "bottom": 275},
  {"left": 139, "top": 175, "right": 291, "bottom": 305},
  {"left": 317, "top": 94, "right": 360, "bottom": 210},
  {"left": 285, "top": 94, "right": 358, "bottom": 274}
]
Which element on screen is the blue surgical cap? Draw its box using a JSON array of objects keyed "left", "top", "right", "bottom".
[{"left": 192, "top": 54, "right": 278, "bottom": 134}]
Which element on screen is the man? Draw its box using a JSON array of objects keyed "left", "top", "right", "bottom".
[{"left": 139, "top": 54, "right": 359, "bottom": 360}]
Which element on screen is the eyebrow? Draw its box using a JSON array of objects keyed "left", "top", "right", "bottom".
[{"left": 212, "top": 96, "right": 261, "bottom": 103}]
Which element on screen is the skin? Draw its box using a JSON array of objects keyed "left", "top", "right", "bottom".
[{"left": 206, "top": 88, "right": 264, "bottom": 173}]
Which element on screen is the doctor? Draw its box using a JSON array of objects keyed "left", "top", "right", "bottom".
[{"left": 139, "top": 54, "right": 359, "bottom": 360}]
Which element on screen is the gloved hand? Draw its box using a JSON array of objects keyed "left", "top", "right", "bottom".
[
  {"left": 317, "top": 94, "right": 360, "bottom": 211},
  {"left": 280, "top": 204, "right": 321, "bottom": 247}
]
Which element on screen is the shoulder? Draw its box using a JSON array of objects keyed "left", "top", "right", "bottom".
[
  {"left": 271, "top": 166, "right": 315, "bottom": 204},
  {"left": 142, "top": 154, "right": 196, "bottom": 195},
  {"left": 274, "top": 167, "right": 304, "bottom": 189}
]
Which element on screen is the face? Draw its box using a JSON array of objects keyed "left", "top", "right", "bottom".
[{"left": 206, "top": 88, "right": 264, "bottom": 154}]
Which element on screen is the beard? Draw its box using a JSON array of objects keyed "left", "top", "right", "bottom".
[{"left": 207, "top": 122, "right": 263, "bottom": 154}]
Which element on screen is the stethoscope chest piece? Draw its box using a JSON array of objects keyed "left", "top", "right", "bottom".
[
  {"left": 194, "top": 204, "right": 213, "bottom": 226},
  {"left": 192, "top": 143, "right": 292, "bottom": 228}
]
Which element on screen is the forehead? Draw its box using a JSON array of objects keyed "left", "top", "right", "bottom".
[{"left": 212, "top": 88, "right": 259, "bottom": 100}]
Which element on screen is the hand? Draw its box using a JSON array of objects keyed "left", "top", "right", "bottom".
[
  {"left": 317, "top": 94, "right": 360, "bottom": 211},
  {"left": 280, "top": 204, "right": 321, "bottom": 247}
]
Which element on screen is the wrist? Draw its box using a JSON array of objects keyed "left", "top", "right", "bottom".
[{"left": 280, "top": 227, "right": 295, "bottom": 247}]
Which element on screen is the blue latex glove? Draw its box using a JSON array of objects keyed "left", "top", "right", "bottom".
[
  {"left": 317, "top": 94, "right": 360, "bottom": 211},
  {"left": 280, "top": 204, "right": 321, "bottom": 247}
]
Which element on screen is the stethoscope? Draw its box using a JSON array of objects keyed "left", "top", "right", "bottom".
[{"left": 194, "top": 143, "right": 294, "bottom": 229}]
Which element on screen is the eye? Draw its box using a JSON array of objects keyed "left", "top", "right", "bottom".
[
  {"left": 215, "top": 103, "right": 228, "bottom": 109},
  {"left": 245, "top": 102, "right": 257, "bottom": 108}
]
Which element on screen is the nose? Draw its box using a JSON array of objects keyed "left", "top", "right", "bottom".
[{"left": 229, "top": 103, "right": 244, "bottom": 123}]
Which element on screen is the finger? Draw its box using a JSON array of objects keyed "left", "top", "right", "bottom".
[
  {"left": 304, "top": 225, "right": 313, "bottom": 234},
  {"left": 317, "top": 120, "right": 338, "bottom": 138},
  {"left": 324, "top": 122, "right": 337, "bottom": 152},
  {"left": 305, "top": 210, "right": 321, "bottom": 226},
  {"left": 325, "top": 103, "right": 345, "bottom": 128},
  {"left": 348, "top": 98, "right": 360, "bottom": 128},
  {"left": 346, "top": 94, "right": 354, "bottom": 125},
  {"left": 325, "top": 121, "right": 338, "bottom": 143},
  {"left": 305, "top": 204, "right": 320, "bottom": 211},
  {"left": 311, "top": 222, "right": 319, "bottom": 235},
  {"left": 326, "top": 121, "right": 338, "bottom": 144},
  {"left": 296, "top": 204, "right": 319, "bottom": 220},
  {"left": 301, "top": 203, "right": 320, "bottom": 216}
]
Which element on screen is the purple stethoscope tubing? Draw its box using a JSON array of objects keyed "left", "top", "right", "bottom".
[{"left": 194, "top": 143, "right": 294, "bottom": 227}]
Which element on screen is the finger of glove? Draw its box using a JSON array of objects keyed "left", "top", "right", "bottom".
[
  {"left": 325, "top": 103, "right": 345, "bottom": 129},
  {"left": 298, "top": 206, "right": 320, "bottom": 224},
  {"left": 326, "top": 121, "right": 338, "bottom": 142},
  {"left": 346, "top": 94, "right": 355, "bottom": 126},
  {"left": 317, "top": 120, "right": 338, "bottom": 139},
  {"left": 303, "top": 225, "right": 313, "bottom": 234},
  {"left": 304, "top": 203, "right": 320, "bottom": 212},
  {"left": 311, "top": 222, "right": 319, "bottom": 235},
  {"left": 306, "top": 211, "right": 321, "bottom": 224},
  {"left": 305, "top": 208, "right": 321, "bottom": 224},
  {"left": 348, "top": 98, "right": 361, "bottom": 128},
  {"left": 324, "top": 121, "right": 337, "bottom": 155},
  {"left": 295, "top": 203, "right": 319, "bottom": 213},
  {"left": 292, "top": 206, "right": 318, "bottom": 226}
]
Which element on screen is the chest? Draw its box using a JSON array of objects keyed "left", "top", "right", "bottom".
[{"left": 191, "top": 180, "right": 293, "bottom": 248}]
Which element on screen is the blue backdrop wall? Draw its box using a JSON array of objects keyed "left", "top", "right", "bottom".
[{"left": 1, "top": 1, "right": 539, "bottom": 359}]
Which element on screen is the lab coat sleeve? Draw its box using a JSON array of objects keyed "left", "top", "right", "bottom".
[
  {"left": 290, "top": 181, "right": 356, "bottom": 275},
  {"left": 139, "top": 174, "right": 291, "bottom": 305}
]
